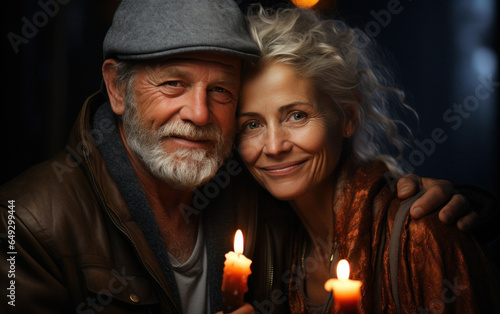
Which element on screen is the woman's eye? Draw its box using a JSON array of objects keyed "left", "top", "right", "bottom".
[
  {"left": 291, "top": 111, "right": 307, "bottom": 121},
  {"left": 240, "top": 121, "right": 260, "bottom": 131},
  {"left": 247, "top": 122, "right": 260, "bottom": 130}
]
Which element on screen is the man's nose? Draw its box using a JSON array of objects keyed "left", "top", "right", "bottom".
[
  {"left": 263, "top": 125, "right": 292, "bottom": 156},
  {"left": 179, "top": 88, "right": 211, "bottom": 126}
]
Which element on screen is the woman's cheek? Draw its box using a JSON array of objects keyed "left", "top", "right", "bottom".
[
  {"left": 291, "top": 123, "right": 328, "bottom": 151},
  {"left": 237, "top": 136, "right": 260, "bottom": 165}
]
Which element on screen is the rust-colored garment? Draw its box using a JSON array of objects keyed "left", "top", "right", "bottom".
[{"left": 289, "top": 161, "right": 500, "bottom": 313}]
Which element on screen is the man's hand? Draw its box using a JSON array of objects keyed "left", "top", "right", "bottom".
[
  {"left": 216, "top": 303, "right": 255, "bottom": 314},
  {"left": 397, "top": 174, "right": 476, "bottom": 231}
]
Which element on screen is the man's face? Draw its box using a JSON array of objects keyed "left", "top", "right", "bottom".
[{"left": 121, "top": 53, "right": 242, "bottom": 190}]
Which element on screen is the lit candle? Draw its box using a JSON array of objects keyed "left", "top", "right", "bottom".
[
  {"left": 222, "top": 229, "right": 252, "bottom": 313},
  {"left": 324, "top": 259, "right": 362, "bottom": 314}
]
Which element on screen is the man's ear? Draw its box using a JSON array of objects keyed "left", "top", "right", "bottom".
[{"left": 102, "top": 59, "right": 126, "bottom": 116}]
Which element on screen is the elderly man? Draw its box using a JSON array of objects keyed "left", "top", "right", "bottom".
[{"left": 0, "top": 0, "right": 479, "bottom": 313}]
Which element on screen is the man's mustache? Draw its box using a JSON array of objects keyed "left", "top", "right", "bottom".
[{"left": 156, "top": 121, "right": 223, "bottom": 143}]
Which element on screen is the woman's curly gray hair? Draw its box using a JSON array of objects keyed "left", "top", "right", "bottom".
[{"left": 246, "top": 5, "right": 416, "bottom": 176}]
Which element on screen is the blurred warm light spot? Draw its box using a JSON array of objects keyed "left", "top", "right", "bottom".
[{"left": 291, "top": 0, "right": 320, "bottom": 9}]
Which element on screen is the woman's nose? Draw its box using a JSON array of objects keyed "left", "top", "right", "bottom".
[{"left": 263, "top": 125, "right": 292, "bottom": 156}]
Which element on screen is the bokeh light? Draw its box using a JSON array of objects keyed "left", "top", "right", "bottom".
[{"left": 291, "top": 0, "right": 320, "bottom": 9}]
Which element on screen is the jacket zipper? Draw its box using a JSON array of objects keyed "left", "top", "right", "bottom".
[{"left": 83, "top": 146, "right": 180, "bottom": 313}]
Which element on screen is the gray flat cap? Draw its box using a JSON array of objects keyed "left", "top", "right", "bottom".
[{"left": 103, "top": 0, "right": 259, "bottom": 61}]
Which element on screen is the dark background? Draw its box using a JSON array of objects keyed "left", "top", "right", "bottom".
[{"left": 2, "top": 0, "right": 499, "bottom": 197}]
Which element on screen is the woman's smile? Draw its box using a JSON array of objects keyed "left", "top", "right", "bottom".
[{"left": 260, "top": 159, "right": 309, "bottom": 176}]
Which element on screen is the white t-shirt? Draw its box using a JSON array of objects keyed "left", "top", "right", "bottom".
[{"left": 168, "top": 222, "right": 209, "bottom": 314}]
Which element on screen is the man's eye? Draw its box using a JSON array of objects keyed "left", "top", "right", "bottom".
[
  {"left": 212, "top": 87, "right": 227, "bottom": 93},
  {"left": 209, "top": 87, "right": 233, "bottom": 103},
  {"left": 164, "top": 81, "right": 181, "bottom": 87}
]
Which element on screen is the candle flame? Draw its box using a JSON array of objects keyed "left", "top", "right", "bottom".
[
  {"left": 234, "top": 229, "right": 244, "bottom": 254},
  {"left": 337, "top": 259, "right": 350, "bottom": 280}
]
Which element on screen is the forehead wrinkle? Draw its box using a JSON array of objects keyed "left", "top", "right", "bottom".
[
  {"left": 148, "top": 59, "right": 239, "bottom": 87},
  {"left": 278, "top": 102, "right": 313, "bottom": 113},
  {"left": 213, "top": 75, "right": 238, "bottom": 87}
]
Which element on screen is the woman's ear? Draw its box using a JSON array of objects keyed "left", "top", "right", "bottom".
[
  {"left": 342, "top": 95, "right": 360, "bottom": 138},
  {"left": 102, "top": 59, "right": 126, "bottom": 116}
]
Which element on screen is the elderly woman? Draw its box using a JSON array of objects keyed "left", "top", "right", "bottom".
[{"left": 238, "top": 6, "right": 499, "bottom": 313}]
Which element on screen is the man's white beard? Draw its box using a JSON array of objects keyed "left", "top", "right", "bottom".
[{"left": 121, "top": 88, "right": 235, "bottom": 190}]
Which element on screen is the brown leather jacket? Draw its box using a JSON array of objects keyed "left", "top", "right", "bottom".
[{"left": 0, "top": 92, "right": 295, "bottom": 313}]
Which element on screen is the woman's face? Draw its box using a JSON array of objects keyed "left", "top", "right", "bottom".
[{"left": 237, "top": 62, "right": 350, "bottom": 200}]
